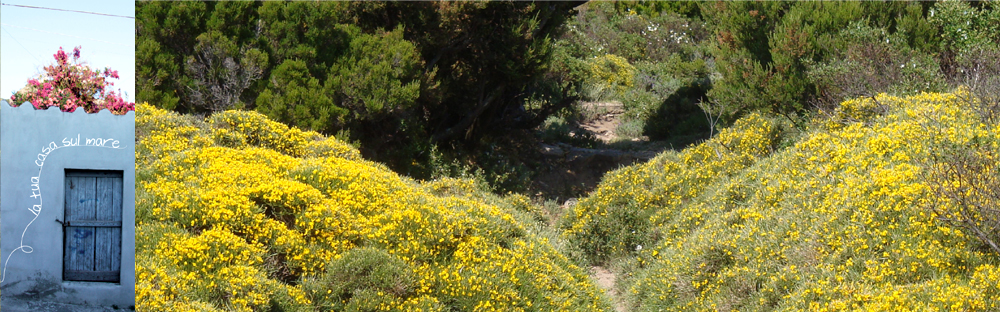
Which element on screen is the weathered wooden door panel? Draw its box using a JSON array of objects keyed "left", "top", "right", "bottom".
[
  {"left": 95, "top": 228, "right": 121, "bottom": 273},
  {"left": 64, "top": 170, "right": 122, "bottom": 283},
  {"left": 94, "top": 177, "right": 122, "bottom": 273},
  {"left": 64, "top": 226, "right": 96, "bottom": 273},
  {"left": 65, "top": 175, "right": 96, "bottom": 220},
  {"left": 64, "top": 175, "right": 96, "bottom": 276}
]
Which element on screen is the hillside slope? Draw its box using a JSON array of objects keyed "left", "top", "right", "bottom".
[
  {"left": 134, "top": 105, "right": 611, "bottom": 311},
  {"left": 564, "top": 90, "right": 1000, "bottom": 311}
]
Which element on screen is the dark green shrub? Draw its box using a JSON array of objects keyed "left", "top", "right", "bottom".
[
  {"left": 303, "top": 247, "right": 418, "bottom": 311},
  {"left": 703, "top": 1, "right": 948, "bottom": 122},
  {"left": 256, "top": 59, "right": 344, "bottom": 132},
  {"left": 807, "top": 22, "right": 948, "bottom": 110}
]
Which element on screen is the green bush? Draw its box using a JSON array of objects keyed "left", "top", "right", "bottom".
[
  {"left": 807, "top": 21, "right": 948, "bottom": 110},
  {"left": 562, "top": 113, "right": 784, "bottom": 264},
  {"left": 704, "top": 1, "right": 948, "bottom": 122},
  {"left": 613, "top": 119, "right": 645, "bottom": 141},
  {"left": 538, "top": 115, "right": 598, "bottom": 148},
  {"left": 553, "top": 2, "right": 712, "bottom": 144},
  {"left": 256, "top": 59, "right": 344, "bottom": 132},
  {"left": 302, "top": 247, "right": 418, "bottom": 311}
]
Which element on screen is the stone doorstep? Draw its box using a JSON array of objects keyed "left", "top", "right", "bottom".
[{"left": 1, "top": 296, "right": 133, "bottom": 312}]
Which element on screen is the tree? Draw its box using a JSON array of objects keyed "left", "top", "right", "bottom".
[
  {"left": 137, "top": 1, "right": 583, "bottom": 187},
  {"left": 327, "top": 25, "right": 421, "bottom": 126},
  {"left": 701, "top": 1, "right": 941, "bottom": 122},
  {"left": 185, "top": 31, "right": 267, "bottom": 112},
  {"left": 807, "top": 21, "right": 947, "bottom": 110},
  {"left": 256, "top": 59, "right": 340, "bottom": 132},
  {"left": 348, "top": 1, "right": 583, "bottom": 144},
  {"left": 136, "top": 1, "right": 208, "bottom": 112},
  {"left": 10, "top": 46, "right": 134, "bottom": 115}
]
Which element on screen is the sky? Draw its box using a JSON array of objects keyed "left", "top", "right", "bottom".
[{"left": 0, "top": 0, "right": 134, "bottom": 102}]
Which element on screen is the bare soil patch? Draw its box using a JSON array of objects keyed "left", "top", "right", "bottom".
[
  {"left": 591, "top": 266, "right": 626, "bottom": 312},
  {"left": 529, "top": 101, "right": 662, "bottom": 200},
  {"left": 579, "top": 101, "right": 627, "bottom": 144}
]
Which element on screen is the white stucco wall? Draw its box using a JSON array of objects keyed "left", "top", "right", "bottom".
[{"left": 0, "top": 101, "right": 135, "bottom": 308}]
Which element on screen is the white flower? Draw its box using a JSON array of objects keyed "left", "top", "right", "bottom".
[{"left": 635, "top": 244, "right": 643, "bottom": 251}]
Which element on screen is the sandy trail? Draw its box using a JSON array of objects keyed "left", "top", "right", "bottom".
[{"left": 591, "top": 266, "right": 626, "bottom": 312}]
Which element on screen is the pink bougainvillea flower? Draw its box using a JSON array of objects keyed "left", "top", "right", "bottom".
[
  {"left": 54, "top": 47, "right": 68, "bottom": 65},
  {"left": 8, "top": 46, "right": 133, "bottom": 115}
]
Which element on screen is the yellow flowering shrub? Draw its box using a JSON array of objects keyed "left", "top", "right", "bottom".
[
  {"left": 569, "top": 90, "right": 1000, "bottom": 311},
  {"left": 586, "top": 53, "right": 636, "bottom": 93},
  {"left": 562, "top": 112, "right": 783, "bottom": 262},
  {"left": 206, "top": 110, "right": 360, "bottom": 160},
  {"left": 134, "top": 103, "right": 610, "bottom": 311}
]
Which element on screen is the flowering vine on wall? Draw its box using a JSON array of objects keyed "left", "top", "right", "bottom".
[{"left": 9, "top": 46, "right": 134, "bottom": 115}]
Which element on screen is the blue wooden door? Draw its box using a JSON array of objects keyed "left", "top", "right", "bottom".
[{"left": 64, "top": 170, "right": 122, "bottom": 282}]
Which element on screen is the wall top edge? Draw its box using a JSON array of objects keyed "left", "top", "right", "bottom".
[{"left": 0, "top": 100, "right": 136, "bottom": 118}]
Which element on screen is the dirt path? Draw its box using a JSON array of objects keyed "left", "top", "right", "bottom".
[
  {"left": 530, "top": 102, "right": 665, "bottom": 200},
  {"left": 579, "top": 102, "right": 626, "bottom": 144},
  {"left": 591, "top": 266, "right": 627, "bottom": 312},
  {"left": 532, "top": 142, "right": 657, "bottom": 199}
]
